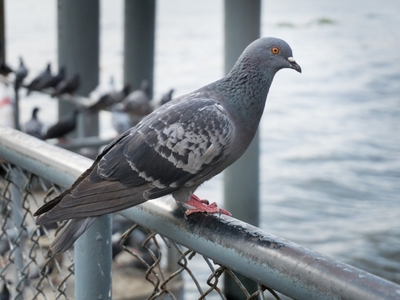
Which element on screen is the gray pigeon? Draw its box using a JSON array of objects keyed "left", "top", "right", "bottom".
[
  {"left": 14, "top": 57, "right": 28, "bottom": 92},
  {"left": 111, "top": 103, "right": 131, "bottom": 135},
  {"left": 26, "top": 63, "right": 51, "bottom": 95},
  {"left": 24, "top": 107, "right": 43, "bottom": 139},
  {"left": 51, "top": 74, "right": 81, "bottom": 98},
  {"left": 43, "top": 109, "right": 79, "bottom": 140},
  {"left": 37, "top": 66, "right": 66, "bottom": 91},
  {"left": 34, "top": 37, "right": 301, "bottom": 254},
  {"left": 121, "top": 80, "right": 152, "bottom": 125},
  {"left": 160, "top": 88, "right": 174, "bottom": 106},
  {"left": 88, "top": 84, "right": 131, "bottom": 113}
]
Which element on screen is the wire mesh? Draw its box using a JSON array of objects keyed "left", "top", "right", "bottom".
[{"left": 0, "top": 159, "right": 282, "bottom": 300}]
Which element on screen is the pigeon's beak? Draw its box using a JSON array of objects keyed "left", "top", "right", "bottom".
[{"left": 287, "top": 57, "right": 302, "bottom": 73}]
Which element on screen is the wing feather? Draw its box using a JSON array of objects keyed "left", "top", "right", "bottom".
[{"left": 35, "top": 96, "right": 235, "bottom": 224}]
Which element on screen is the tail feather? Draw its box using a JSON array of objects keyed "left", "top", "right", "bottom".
[
  {"left": 50, "top": 217, "right": 98, "bottom": 254},
  {"left": 36, "top": 190, "right": 147, "bottom": 225}
]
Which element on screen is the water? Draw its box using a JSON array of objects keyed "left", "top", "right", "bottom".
[{"left": 4, "top": 0, "right": 400, "bottom": 293}]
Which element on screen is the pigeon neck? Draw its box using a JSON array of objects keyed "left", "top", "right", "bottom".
[{"left": 218, "top": 64, "right": 276, "bottom": 130}]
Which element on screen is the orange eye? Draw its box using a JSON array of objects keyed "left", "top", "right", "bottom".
[{"left": 271, "top": 47, "right": 280, "bottom": 54}]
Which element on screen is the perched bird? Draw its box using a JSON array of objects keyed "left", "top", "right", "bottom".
[
  {"left": 0, "top": 61, "right": 13, "bottom": 77},
  {"left": 88, "top": 83, "right": 131, "bottom": 113},
  {"left": 26, "top": 63, "right": 51, "bottom": 95},
  {"left": 160, "top": 88, "right": 174, "bottom": 106},
  {"left": 88, "top": 76, "right": 115, "bottom": 102},
  {"left": 23, "top": 107, "right": 43, "bottom": 139},
  {"left": 51, "top": 74, "right": 80, "bottom": 98},
  {"left": 122, "top": 80, "right": 152, "bottom": 125},
  {"left": 111, "top": 103, "right": 131, "bottom": 135},
  {"left": 14, "top": 57, "right": 29, "bottom": 92},
  {"left": 43, "top": 109, "right": 79, "bottom": 140},
  {"left": 35, "top": 37, "right": 301, "bottom": 254},
  {"left": 37, "top": 66, "right": 66, "bottom": 91},
  {"left": 0, "top": 282, "right": 10, "bottom": 300}
]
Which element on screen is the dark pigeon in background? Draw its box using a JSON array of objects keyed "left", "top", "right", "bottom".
[
  {"left": 51, "top": 74, "right": 80, "bottom": 98},
  {"left": 0, "top": 61, "right": 13, "bottom": 77},
  {"left": 24, "top": 107, "right": 43, "bottom": 139},
  {"left": 37, "top": 66, "right": 66, "bottom": 91},
  {"left": 160, "top": 88, "right": 174, "bottom": 106},
  {"left": 26, "top": 63, "right": 51, "bottom": 95},
  {"left": 35, "top": 37, "right": 301, "bottom": 254},
  {"left": 43, "top": 109, "right": 79, "bottom": 140},
  {"left": 0, "top": 282, "right": 10, "bottom": 300},
  {"left": 88, "top": 83, "right": 131, "bottom": 113},
  {"left": 121, "top": 79, "right": 151, "bottom": 112},
  {"left": 14, "top": 57, "right": 29, "bottom": 92},
  {"left": 122, "top": 80, "right": 153, "bottom": 125},
  {"left": 88, "top": 76, "right": 115, "bottom": 105}
]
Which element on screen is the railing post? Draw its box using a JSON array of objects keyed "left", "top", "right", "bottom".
[
  {"left": 57, "top": 0, "right": 100, "bottom": 140},
  {"left": 10, "top": 167, "right": 25, "bottom": 300},
  {"left": 0, "top": 0, "right": 5, "bottom": 63},
  {"left": 123, "top": 0, "right": 156, "bottom": 98},
  {"left": 74, "top": 215, "right": 112, "bottom": 300},
  {"left": 223, "top": 0, "right": 261, "bottom": 298},
  {"left": 57, "top": 1, "right": 111, "bottom": 299}
]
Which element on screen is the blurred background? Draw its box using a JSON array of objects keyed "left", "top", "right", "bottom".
[{"left": 2, "top": 0, "right": 400, "bottom": 288}]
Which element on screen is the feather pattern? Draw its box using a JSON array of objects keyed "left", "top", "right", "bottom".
[{"left": 34, "top": 37, "right": 301, "bottom": 254}]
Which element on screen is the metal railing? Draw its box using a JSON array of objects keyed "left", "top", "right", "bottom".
[{"left": 1, "top": 126, "right": 400, "bottom": 300}]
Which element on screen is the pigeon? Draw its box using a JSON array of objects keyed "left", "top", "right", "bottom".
[
  {"left": 23, "top": 107, "right": 43, "bottom": 139},
  {"left": 14, "top": 57, "right": 29, "bottom": 92},
  {"left": 26, "top": 63, "right": 51, "bottom": 95},
  {"left": 122, "top": 80, "right": 152, "bottom": 125},
  {"left": 34, "top": 37, "right": 301, "bottom": 254},
  {"left": 160, "top": 88, "right": 174, "bottom": 106},
  {"left": 43, "top": 109, "right": 79, "bottom": 140},
  {"left": 122, "top": 80, "right": 151, "bottom": 111},
  {"left": 0, "top": 282, "right": 10, "bottom": 300},
  {"left": 111, "top": 103, "right": 131, "bottom": 135},
  {"left": 51, "top": 74, "right": 80, "bottom": 97},
  {"left": 88, "top": 83, "right": 131, "bottom": 113},
  {"left": 37, "top": 66, "right": 66, "bottom": 91},
  {"left": 0, "top": 61, "right": 13, "bottom": 77},
  {"left": 88, "top": 76, "right": 115, "bottom": 104}
]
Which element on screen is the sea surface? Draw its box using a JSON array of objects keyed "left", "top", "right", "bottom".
[{"left": 4, "top": 0, "right": 400, "bottom": 297}]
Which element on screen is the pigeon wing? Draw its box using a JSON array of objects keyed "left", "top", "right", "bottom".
[
  {"left": 35, "top": 97, "right": 235, "bottom": 223},
  {"left": 99, "top": 97, "right": 236, "bottom": 198}
]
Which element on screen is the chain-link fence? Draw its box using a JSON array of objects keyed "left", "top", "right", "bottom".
[
  {"left": 0, "top": 161, "right": 275, "bottom": 299},
  {"left": 1, "top": 126, "right": 400, "bottom": 300}
]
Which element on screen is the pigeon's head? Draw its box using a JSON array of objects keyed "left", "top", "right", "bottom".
[
  {"left": 235, "top": 37, "right": 301, "bottom": 75},
  {"left": 32, "top": 107, "right": 40, "bottom": 117}
]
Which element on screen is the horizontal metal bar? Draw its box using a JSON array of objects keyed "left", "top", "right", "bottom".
[
  {"left": 55, "top": 136, "right": 114, "bottom": 150},
  {"left": 0, "top": 126, "right": 91, "bottom": 188},
  {"left": 1, "top": 126, "right": 400, "bottom": 300},
  {"left": 119, "top": 202, "right": 400, "bottom": 300}
]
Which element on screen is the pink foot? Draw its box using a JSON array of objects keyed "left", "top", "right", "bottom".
[{"left": 185, "top": 194, "right": 232, "bottom": 216}]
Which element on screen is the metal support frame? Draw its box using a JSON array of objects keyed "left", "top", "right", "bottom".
[
  {"left": 57, "top": 0, "right": 100, "bottom": 139},
  {"left": 223, "top": 0, "right": 262, "bottom": 296},
  {"left": 0, "top": 0, "right": 5, "bottom": 63},
  {"left": 56, "top": 3, "right": 108, "bottom": 296},
  {"left": 123, "top": 0, "right": 156, "bottom": 98},
  {"left": 10, "top": 167, "right": 24, "bottom": 300},
  {"left": 1, "top": 126, "right": 400, "bottom": 300}
]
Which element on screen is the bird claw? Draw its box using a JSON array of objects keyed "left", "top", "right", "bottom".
[{"left": 185, "top": 194, "right": 232, "bottom": 217}]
